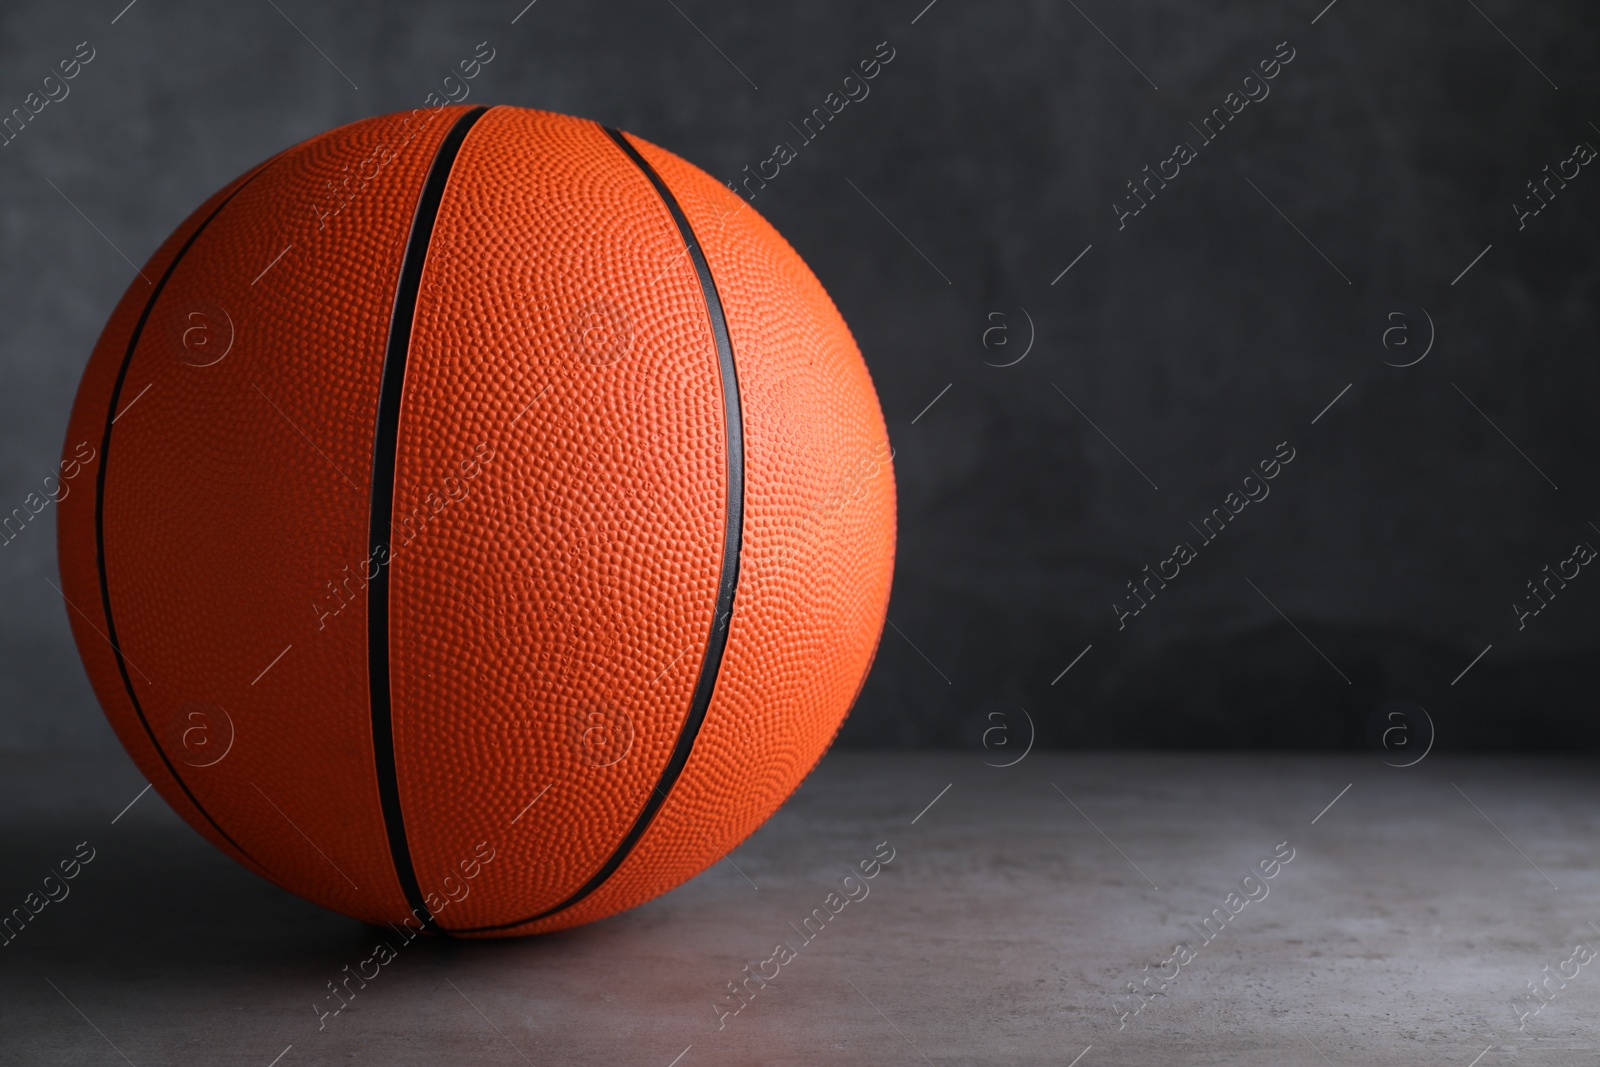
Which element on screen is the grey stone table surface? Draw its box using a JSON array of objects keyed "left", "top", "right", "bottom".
[{"left": 2, "top": 748, "right": 1598, "bottom": 1066}]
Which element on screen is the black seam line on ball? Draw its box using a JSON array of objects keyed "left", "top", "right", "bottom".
[
  {"left": 368, "top": 104, "right": 490, "bottom": 935},
  {"left": 451, "top": 125, "right": 746, "bottom": 934},
  {"left": 93, "top": 164, "right": 275, "bottom": 866}
]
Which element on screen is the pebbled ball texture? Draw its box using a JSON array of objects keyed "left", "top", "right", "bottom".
[{"left": 56, "top": 105, "right": 895, "bottom": 935}]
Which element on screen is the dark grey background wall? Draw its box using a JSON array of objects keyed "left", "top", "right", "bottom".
[{"left": 1, "top": 0, "right": 1596, "bottom": 750}]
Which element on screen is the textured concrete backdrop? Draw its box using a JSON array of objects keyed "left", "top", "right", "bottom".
[{"left": 1, "top": 0, "right": 1597, "bottom": 749}]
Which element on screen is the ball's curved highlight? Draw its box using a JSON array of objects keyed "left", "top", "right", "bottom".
[{"left": 58, "top": 106, "right": 895, "bottom": 935}]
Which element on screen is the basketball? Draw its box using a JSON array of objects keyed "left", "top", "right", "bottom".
[{"left": 56, "top": 105, "right": 895, "bottom": 936}]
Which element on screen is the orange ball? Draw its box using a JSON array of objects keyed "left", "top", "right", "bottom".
[{"left": 58, "top": 105, "right": 895, "bottom": 935}]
